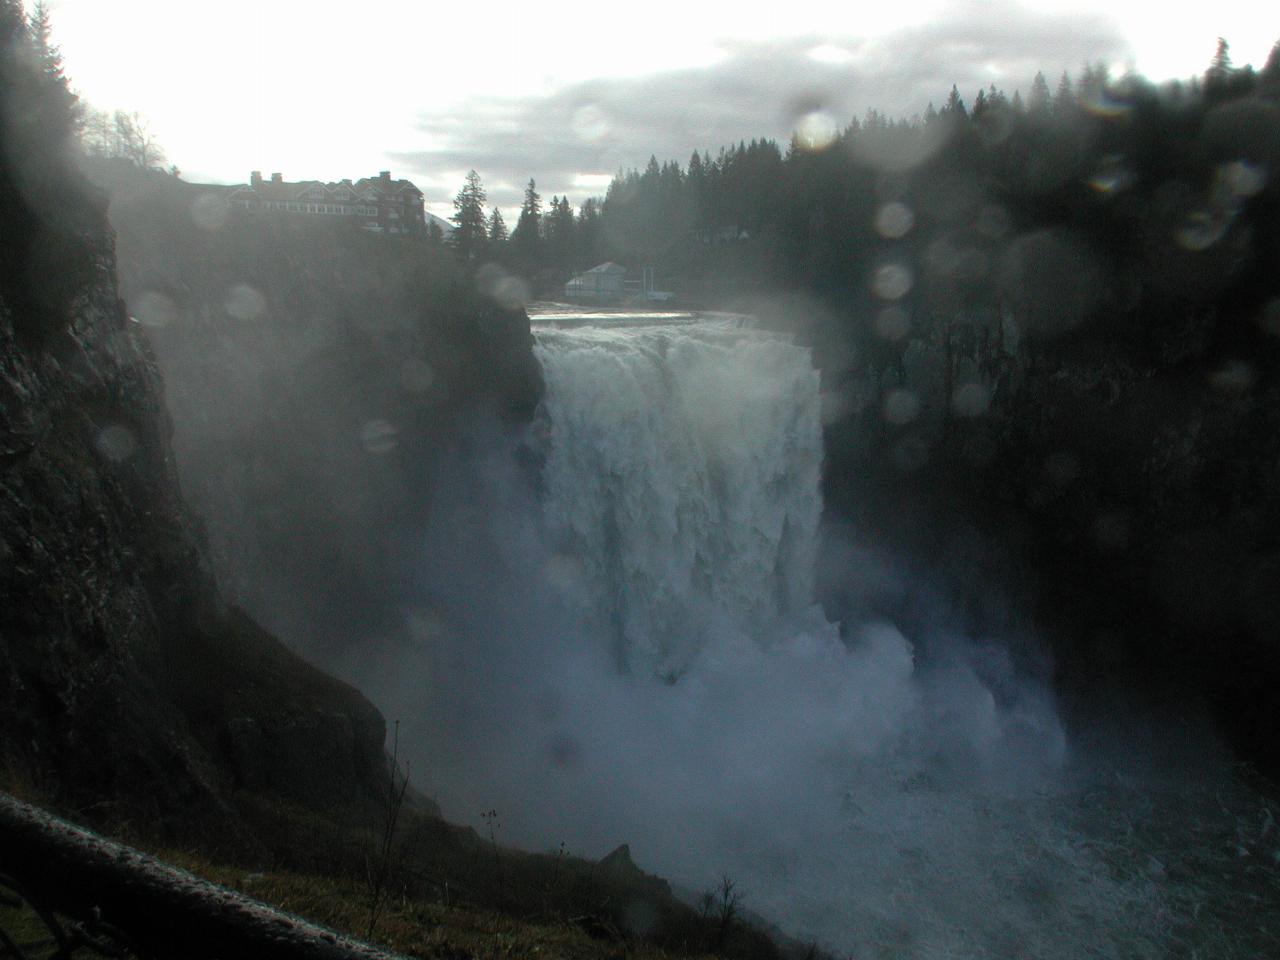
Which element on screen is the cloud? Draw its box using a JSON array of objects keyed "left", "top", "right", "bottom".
[{"left": 394, "top": 3, "right": 1127, "bottom": 213}]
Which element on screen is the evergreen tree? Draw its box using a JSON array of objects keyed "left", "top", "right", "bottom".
[
  {"left": 450, "top": 169, "right": 488, "bottom": 261},
  {"left": 544, "top": 194, "right": 576, "bottom": 277},
  {"left": 576, "top": 197, "right": 602, "bottom": 267},
  {"left": 1028, "top": 72, "right": 1051, "bottom": 113},
  {"left": 943, "top": 84, "right": 968, "bottom": 120},
  {"left": 1053, "top": 72, "right": 1075, "bottom": 112},
  {"left": 511, "top": 177, "right": 543, "bottom": 274},
  {"left": 487, "top": 206, "right": 508, "bottom": 243}
]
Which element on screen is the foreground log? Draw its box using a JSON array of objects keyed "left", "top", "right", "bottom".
[{"left": 0, "top": 792, "right": 411, "bottom": 960}]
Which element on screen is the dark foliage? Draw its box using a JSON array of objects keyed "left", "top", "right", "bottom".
[{"left": 0, "top": 0, "right": 107, "bottom": 345}]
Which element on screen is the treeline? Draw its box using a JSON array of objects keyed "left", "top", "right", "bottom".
[
  {"left": 0, "top": 0, "right": 109, "bottom": 342},
  {"left": 454, "top": 39, "right": 1280, "bottom": 314}
]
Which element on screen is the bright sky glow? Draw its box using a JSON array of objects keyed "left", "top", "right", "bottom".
[{"left": 47, "top": 0, "right": 1278, "bottom": 218}]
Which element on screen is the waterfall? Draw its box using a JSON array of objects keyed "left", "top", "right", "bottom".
[{"left": 533, "top": 316, "right": 826, "bottom": 677}]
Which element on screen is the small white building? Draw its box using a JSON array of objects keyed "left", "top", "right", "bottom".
[{"left": 564, "top": 262, "right": 627, "bottom": 301}]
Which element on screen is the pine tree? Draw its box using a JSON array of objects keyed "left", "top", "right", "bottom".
[
  {"left": 1028, "top": 72, "right": 1051, "bottom": 113},
  {"left": 1053, "top": 72, "right": 1075, "bottom": 113},
  {"left": 943, "top": 85, "right": 968, "bottom": 120},
  {"left": 511, "top": 177, "right": 543, "bottom": 274},
  {"left": 24, "top": 1, "right": 79, "bottom": 134},
  {"left": 487, "top": 206, "right": 508, "bottom": 243},
  {"left": 450, "top": 170, "right": 488, "bottom": 261}
]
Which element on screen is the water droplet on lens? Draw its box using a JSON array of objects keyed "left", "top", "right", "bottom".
[
  {"left": 360, "top": 419, "right": 399, "bottom": 454},
  {"left": 882, "top": 388, "right": 920, "bottom": 425},
  {"left": 1176, "top": 210, "right": 1231, "bottom": 251},
  {"left": 545, "top": 553, "right": 583, "bottom": 592},
  {"left": 1044, "top": 451, "right": 1080, "bottom": 488},
  {"left": 95, "top": 424, "right": 137, "bottom": 462},
  {"left": 571, "top": 104, "right": 610, "bottom": 143},
  {"left": 1086, "top": 156, "right": 1131, "bottom": 194},
  {"left": 1220, "top": 160, "right": 1265, "bottom": 198},
  {"left": 1259, "top": 299, "right": 1280, "bottom": 337},
  {"left": 975, "top": 204, "right": 1010, "bottom": 239},
  {"left": 476, "top": 263, "right": 531, "bottom": 309},
  {"left": 794, "top": 110, "right": 839, "bottom": 152},
  {"left": 191, "top": 193, "right": 229, "bottom": 230},
  {"left": 1209, "top": 360, "right": 1254, "bottom": 393},
  {"left": 808, "top": 44, "right": 852, "bottom": 65},
  {"left": 952, "top": 382, "right": 990, "bottom": 417},
  {"left": 1093, "top": 512, "right": 1130, "bottom": 550},
  {"left": 131, "top": 290, "right": 177, "bottom": 328},
  {"left": 224, "top": 283, "right": 266, "bottom": 320},
  {"left": 400, "top": 357, "right": 436, "bottom": 393},
  {"left": 875, "top": 306, "right": 911, "bottom": 340},
  {"left": 872, "top": 263, "right": 913, "bottom": 300},
  {"left": 875, "top": 202, "right": 914, "bottom": 239},
  {"left": 892, "top": 434, "right": 930, "bottom": 472}
]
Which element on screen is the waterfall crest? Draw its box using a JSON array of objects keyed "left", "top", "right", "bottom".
[{"left": 534, "top": 317, "right": 825, "bottom": 676}]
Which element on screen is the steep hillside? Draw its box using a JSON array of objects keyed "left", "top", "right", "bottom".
[
  {"left": 0, "top": 8, "right": 387, "bottom": 837},
  {"left": 89, "top": 161, "right": 543, "bottom": 668}
]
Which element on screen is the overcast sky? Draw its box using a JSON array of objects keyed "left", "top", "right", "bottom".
[{"left": 49, "top": 0, "right": 1277, "bottom": 219}]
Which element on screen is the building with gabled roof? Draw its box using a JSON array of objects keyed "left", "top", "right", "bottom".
[
  {"left": 564, "top": 262, "right": 628, "bottom": 301},
  {"left": 225, "top": 170, "right": 426, "bottom": 234}
]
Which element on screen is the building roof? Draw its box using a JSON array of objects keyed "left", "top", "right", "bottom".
[
  {"left": 584, "top": 261, "right": 627, "bottom": 274},
  {"left": 228, "top": 171, "right": 424, "bottom": 204}
]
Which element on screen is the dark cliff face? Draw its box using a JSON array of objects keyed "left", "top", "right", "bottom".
[
  {"left": 91, "top": 162, "right": 544, "bottom": 670},
  {"left": 810, "top": 281, "right": 1280, "bottom": 772},
  {"left": 1, "top": 148, "right": 388, "bottom": 831}
]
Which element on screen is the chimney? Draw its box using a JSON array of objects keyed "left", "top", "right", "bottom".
[
  {"left": 379, "top": 170, "right": 391, "bottom": 182},
  {"left": 271, "top": 172, "right": 283, "bottom": 184},
  {"left": 250, "top": 170, "right": 262, "bottom": 187}
]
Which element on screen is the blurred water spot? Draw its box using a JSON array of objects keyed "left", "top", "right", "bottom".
[
  {"left": 1176, "top": 209, "right": 1232, "bottom": 251},
  {"left": 808, "top": 44, "right": 853, "bottom": 65},
  {"left": 875, "top": 305, "right": 912, "bottom": 341},
  {"left": 926, "top": 239, "right": 988, "bottom": 283},
  {"left": 882, "top": 388, "right": 920, "bottom": 425},
  {"left": 962, "top": 433, "right": 998, "bottom": 466},
  {"left": 1093, "top": 512, "right": 1130, "bottom": 551},
  {"left": 1086, "top": 156, "right": 1132, "bottom": 194},
  {"left": 1259, "top": 299, "right": 1280, "bottom": 336},
  {"left": 1044, "top": 451, "right": 1080, "bottom": 489},
  {"left": 1220, "top": 159, "right": 1266, "bottom": 199},
  {"left": 952, "top": 382, "right": 990, "bottom": 417},
  {"left": 400, "top": 357, "right": 436, "bottom": 393},
  {"left": 820, "top": 387, "right": 854, "bottom": 425},
  {"left": 95, "top": 424, "right": 137, "bottom": 462},
  {"left": 190, "top": 193, "right": 229, "bottom": 230},
  {"left": 224, "top": 283, "right": 266, "bottom": 321},
  {"left": 546, "top": 732, "right": 582, "bottom": 768},
  {"left": 975, "top": 204, "right": 1011, "bottom": 240},
  {"left": 570, "top": 104, "right": 610, "bottom": 143},
  {"left": 892, "top": 434, "right": 930, "bottom": 472},
  {"left": 999, "top": 231, "right": 1101, "bottom": 338},
  {"left": 794, "top": 110, "right": 839, "bottom": 152},
  {"left": 476, "top": 262, "right": 530, "bottom": 310},
  {"left": 360, "top": 419, "right": 399, "bottom": 454},
  {"left": 974, "top": 106, "right": 1014, "bottom": 146},
  {"left": 130, "top": 290, "right": 176, "bottom": 328},
  {"left": 875, "top": 202, "right": 914, "bottom": 239},
  {"left": 404, "top": 606, "right": 445, "bottom": 648},
  {"left": 872, "top": 263, "right": 913, "bottom": 301},
  {"left": 1209, "top": 360, "right": 1254, "bottom": 394},
  {"left": 624, "top": 899, "right": 659, "bottom": 937},
  {"left": 544, "top": 553, "right": 584, "bottom": 592},
  {"left": 1080, "top": 88, "right": 1131, "bottom": 119}
]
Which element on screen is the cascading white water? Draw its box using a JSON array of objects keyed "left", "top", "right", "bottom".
[
  {"left": 412, "top": 310, "right": 1171, "bottom": 958},
  {"left": 534, "top": 316, "right": 827, "bottom": 677}
]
